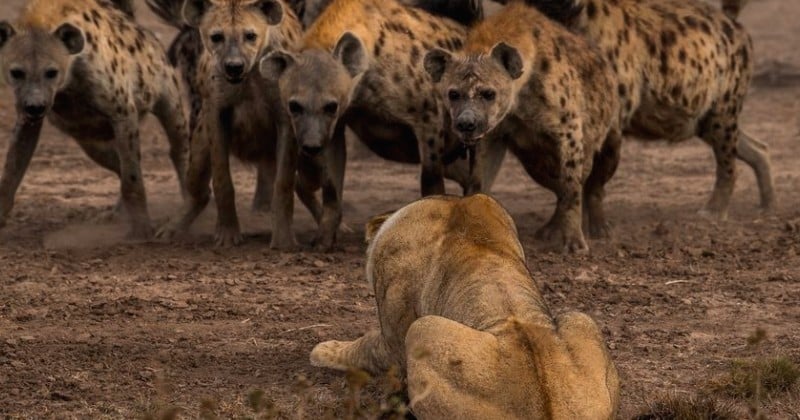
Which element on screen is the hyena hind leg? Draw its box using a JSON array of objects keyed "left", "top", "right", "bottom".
[{"left": 736, "top": 130, "right": 775, "bottom": 211}]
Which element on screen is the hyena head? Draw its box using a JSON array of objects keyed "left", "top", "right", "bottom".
[
  {"left": 259, "top": 32, "right": 367, "bottom": 155},
  {"left": 425, "top": 42, "right": 523, "bottom": 145},
  {"left": 0, "top": 22, "right": 84, "bottom": 121},
  {"left": 183, "top": 0, "right": 284, "bottom": 84}
]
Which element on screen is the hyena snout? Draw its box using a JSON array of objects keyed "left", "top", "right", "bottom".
[
  {"left": 223, "top": 57, "right": 246, "bottom": 80},
  {"left": 18, "top": 88, "right": 50, "bottom": 120},
  {"left": 294, "top": 117, "right": 329, "bottom": 156},
  {"left": 23, "top": 103, "right": 47, "bottom": 119},
  {"left": 454, "top": 109, "right": 487, "bottom": 142}
]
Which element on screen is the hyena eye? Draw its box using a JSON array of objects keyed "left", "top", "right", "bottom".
[
  {"left": 447, "top": 90, "right": 461, "bottom": 101},
  {"left": 323, "top": 101, "right": 338, "bottom": 115},
  {"left": 480, "top": 89, "right": 496, "bottom": 101},
  {"left": 244, "top": 32, "right": 257, "bottom": 42},
  {"left": 9, "top": 69, "right": 25, "bottom": 81},
  {"left": 44, "top": 69, "right": 59, "bottom": 80},
  {"left": 288, "top": 100, "right": 304, "bottom": 115},
  {"left": 210, "top": 33, "right": 224, "bottom": 44}
]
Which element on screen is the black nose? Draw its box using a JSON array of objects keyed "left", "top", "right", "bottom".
[
  {"left": 24, "top": 104, "right": 47, "bottom": 118},
  {"left": 224, "top": 61, "right": 245, "bottom": 78},
  {"left": 456, "top": 118, "right": 477, "bottom": 133},
  {"left": 302, "top": 145, "right": 323, "bottom": 156}
]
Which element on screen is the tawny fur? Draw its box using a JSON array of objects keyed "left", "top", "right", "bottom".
[{"left": 311, "top": 194, "right": 620, "bottom": 419}]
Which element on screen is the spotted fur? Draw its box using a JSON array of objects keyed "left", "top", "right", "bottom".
[
  {"left": 0, "top": 0, "right": 188, "bottom": 239},
  {"left": 426, "top": 2, "right": 623, "bottom": 252},
  {"left": 524, "top": 0, "right": 775, "bottom": 217}
]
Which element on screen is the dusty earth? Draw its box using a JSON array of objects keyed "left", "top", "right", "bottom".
[{"left": 1, "top": 0, "right": 799, "bottom": 418}]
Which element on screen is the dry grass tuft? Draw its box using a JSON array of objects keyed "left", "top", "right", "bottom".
[
  {"left": 632, "top": 394, "right": 742, "bottom": 420},
  {"left": 716, "top": 356, "right": 800, "bottom": 399}
]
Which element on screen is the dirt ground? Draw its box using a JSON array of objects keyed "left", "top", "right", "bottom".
[{"left": 1, "top": 0, "right": 799, "bottom": 418}]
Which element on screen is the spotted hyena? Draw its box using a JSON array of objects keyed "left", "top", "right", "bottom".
[
  {"left": 426, "top": 2, "right": 623, "bottom": 252},
  {"left": 0, "top": 0, "right": 188, "bottom": 239},
  {"left": 521, "top": 0, "right": 774, "bottom": 218},
  {"left": 155, "top": 0, "right": 306, "bottom": 249},
  {"left": 257, "top": 0, "right": 507, "bottom": 250}
]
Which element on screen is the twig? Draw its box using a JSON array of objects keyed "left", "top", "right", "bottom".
[
  {"left": 285, "top": 323, "right": 332, "bottom": 333},
  {"left": 665, "top": 280, "right": 692, "bottom": 285}
]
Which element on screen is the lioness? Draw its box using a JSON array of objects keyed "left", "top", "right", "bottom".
[{"left": 310, "top": 194, "right": 619, "bottom": 419}]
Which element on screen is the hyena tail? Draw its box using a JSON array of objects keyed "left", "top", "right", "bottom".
[
  {"left": 144, "top": 0, "right": 187, "bottom": 28},
  {"left": 110, "top": 0, "right": 135, "bottom": 17},
  {"left": 721, "top": 0, "right": 749, "bottom": 19}
]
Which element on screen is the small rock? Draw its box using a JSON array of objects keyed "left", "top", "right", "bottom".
[
  {"left": 50, "top": 391, "right": 73, "bottom": 401},
  {"left": 312, "top": 259, "right": 328, "bottom": 268}
]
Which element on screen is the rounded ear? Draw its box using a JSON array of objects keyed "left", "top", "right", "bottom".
[
  {"left": 259, "top": 50, "right": 295, "bottom": 80},
  {"left": 0, "top": 21, "right": 16, "bottom": 50},
  {"left": 333, "top": 32, "right": 368, "bottom": 78},
  {"left": 423, "top": 48, "right": 452, "bottom": 83},
  {"left": 54, "top": 23, "right": 85, "bottom": 55},
  {"left": 491, "top": 42, "right": 523, "bottom": 80},
  {"left": 182, "top": 0, "right": 211, "bottom": 27},
  {"left": 365, "top": 210, "right": 395, "bottom": 244},
  {"left": 254, "top": 0, "right": 283, "bottom": 25}
]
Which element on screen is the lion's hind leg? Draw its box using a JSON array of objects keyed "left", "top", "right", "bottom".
[
  {"left": 405, "top": 315, "right": 513, "bottom": 419},
  {"left": 310, "top": 329, "right": 393, "bottom": 374}
]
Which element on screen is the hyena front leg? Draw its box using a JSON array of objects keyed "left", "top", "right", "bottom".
[
  {"left": 210, "top": 107, "right": 242, "bottom": 247},
  {"left": 415, "top": 103, "right": 447, "bottom": 196},
  {"left": 111, "top": 103, "right": 152, "bottom": 240},
  {"left": 0, "top": 118, "right": 43, "bottom": 228},
  {"left": 270, "top": 118, "right": 299, "bottom": 250},
  {"left": 535, "top": 125, "right": 588, "bottom": 253},
  {"left": 156, "top": 109, "right": 212, "bottom": 239},
  {"left": 315, "top": 123, "right": 347, "bottom": 251},
  {"left": 251, "top": 157, "right": 275, "bottom": 213},
  {"left": 153, "top": 88, "right": 190, "bottom": 197}
]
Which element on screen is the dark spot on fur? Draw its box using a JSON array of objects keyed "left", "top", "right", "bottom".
[
  {"left": 540, "top": 58, "right": 550, "bottom": 73},
  {"left": 410, "top": 45, "right": 420, "bottom": 65},
  {"left": 721, "top": 21, "right": 734, "bottom": 43},
  {"left": 586, "top": 1, "right": 597, "bottom": 19}
]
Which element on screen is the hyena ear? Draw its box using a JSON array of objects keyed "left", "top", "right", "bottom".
[
  {"left": 423, "top": 48, "right": 452, "bottom": 83},
  {"left": 0, "top": 21, "right": 16, "bottom": 50},
  {"left": 365, "top": 211, "right": 396, "bottom": 244},
  {"left": 259, "top": 50, "right": 295, "bottom": 80},
  {"left": 491, "top": 42, "right": 523, "bottom": 80},
  {"left": 333, "top": 32, "right": 368, "bottom": 78},
  {"left": 254, "top": 0, "right": 283, "bottom": 25},
  {"left": 54, "top": 23, "right": 85, "bottom": 55},
  {"left": 182, "top": 0, "right": 211, "bottom": 27}
]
